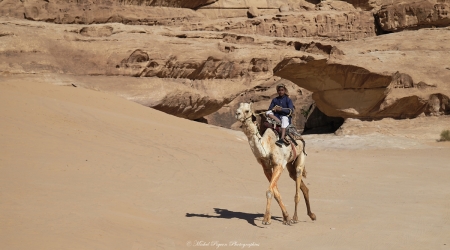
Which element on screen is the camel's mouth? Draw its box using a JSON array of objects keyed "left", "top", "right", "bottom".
[{"left": 235, "top": 114, "right": 254, "bottom": 123}]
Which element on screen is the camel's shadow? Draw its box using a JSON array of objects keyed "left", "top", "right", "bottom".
[{"left": 186, "top": 208, "right": 283, "bottom": 228}]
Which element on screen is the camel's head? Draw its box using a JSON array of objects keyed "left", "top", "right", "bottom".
[{"left": 235, "top": 103, "right": 255, "bottom": 123}]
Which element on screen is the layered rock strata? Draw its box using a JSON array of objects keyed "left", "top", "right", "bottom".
[
  {"left": 22, "top": 1, "right": 204, "bottom": 25},
  {"left": 188, "top": 11, "right": 377, "bottom": 41}
]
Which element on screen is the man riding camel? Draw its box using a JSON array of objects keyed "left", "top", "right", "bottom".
[{"left": 266, "top": 83, "right": 294, "bottom": 147}]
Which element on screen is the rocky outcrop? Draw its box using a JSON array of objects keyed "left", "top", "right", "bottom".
[
  {"left": 376, "top": 0, "right": 450, "bottom": 32},
  {"left": 273, "top": 56, "right": 443, "bottom": 119},
  {"left": 1, "top": 1, "right": 450, "bottom": 131},
  {"left": 114, "top": 49, "right": 273, "bottom": 80},
  {"left": 425, "top": 93, "right": 450, "bottom": 116},
  {"left": 189, "top": 11, "right": 376, "bottom": 41},
  {"left": 11, "top": 0, "right": 377, "bottom": 42}
]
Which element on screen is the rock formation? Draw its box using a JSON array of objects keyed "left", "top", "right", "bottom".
[
  {"left": 1, "top": 0, "right": 450, "bottom": 131},
  {"left": 376, "top": 0, "right": 450, "bottom": 32},
  {"left": 187, "top": 11, "right": 376, "bottom": 41}
]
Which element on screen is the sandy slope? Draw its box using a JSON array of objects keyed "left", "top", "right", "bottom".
[{"left": 1, "top": 75, "right": 450, "bottom": 250}]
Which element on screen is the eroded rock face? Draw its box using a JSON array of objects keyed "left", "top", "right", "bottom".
[
  {"left": 2, "top": 0, "right": 450, "bottom": 130},
  {"left": 206, "top": 0, "right": 306, "bottom": 9},
  {"left": 0, "top": 0, "right": 25, "bottom": 18},
  {"left": 188, "top": 11, "right": 376, "bottom": 41},
  {"left": 115, "top": 52, "right": 272, "bottom": 80},
  {"left": 22, "top": 0, "right": 205, "bottom": 25},
  {"left": 376, "top": 0, "right": 450, "bottom": 32},
  {"left": 118, "top": 0, "right": 218, "bottom": 8},
  {"left": 273, "top": 53, "right": 448, "bottom": 120}
]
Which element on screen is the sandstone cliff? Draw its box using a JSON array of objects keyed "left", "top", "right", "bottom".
[{"left": 1, "top": 0, "right": 450, "bottom": 132}]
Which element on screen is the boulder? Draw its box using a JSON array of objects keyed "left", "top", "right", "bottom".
[
  {"left": 279, "top": 4, "right": 291, "bottom": 12},
  {"left": 247, "top": 6, "right": 261, "bottom": 18}
]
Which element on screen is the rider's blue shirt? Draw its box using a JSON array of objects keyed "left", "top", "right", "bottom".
[{"left": 268, "top": 95, "right": 294, "bottom": 123}]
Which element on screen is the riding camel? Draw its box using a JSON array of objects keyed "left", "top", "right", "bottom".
[{"left": 235, "top": 102, "right": 316, "bottom": 225}]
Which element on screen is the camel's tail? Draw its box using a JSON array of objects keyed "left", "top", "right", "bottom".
[{"left": 303, "top": 167, "right": 307, "bottom": 178}]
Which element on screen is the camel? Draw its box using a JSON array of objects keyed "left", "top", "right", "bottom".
[{"left": 235, "top": 102, "right": 316, "bottom": 225}]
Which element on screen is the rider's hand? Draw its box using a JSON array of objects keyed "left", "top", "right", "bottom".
[{"left": 273, "top": 106, "right": 281, "bottom": 112}]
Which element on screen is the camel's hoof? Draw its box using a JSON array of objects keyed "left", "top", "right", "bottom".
[
  {"left": 283, "top": 216, "right": 292, "bottom": 225},
  {"left": 291, "top": 215, "right": 299, "bottom": 223},
  {"left": 262, "top": 220, "right": 271, "bottom": 225},
  {"left": 309, "top": 213, "right": 317, "bottom": 221}
]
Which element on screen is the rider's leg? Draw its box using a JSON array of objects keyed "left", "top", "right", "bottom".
[
  {"left": 266, "top": 111, "right": 281, "bottom": 124},
  {"left": 280, "top": 116, "right": 289, "bottom": 140}
]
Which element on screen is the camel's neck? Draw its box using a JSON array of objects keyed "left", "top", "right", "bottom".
[
  {"left": 241, "top": 119, "right": 261, "bottom": 140},
  {"left": 241, "top": 119, "right": 269, "bottom": 158}
]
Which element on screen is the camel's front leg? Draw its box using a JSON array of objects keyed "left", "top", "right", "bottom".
[{"left": 263, "top": 166, "right": 290, "bottom": 225}]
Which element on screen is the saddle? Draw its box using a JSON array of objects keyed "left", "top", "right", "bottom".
[{"left": 261, "top": 117, "right": 305, "bottom": 150}]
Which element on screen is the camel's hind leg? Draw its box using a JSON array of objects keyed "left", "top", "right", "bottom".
[
  {"left": 262, "top": 166, "right": 291, "bottom": 225},
  {"left": 288, "top": 156, "right": 316, "bottom": 223},
  {"left": 300, "top": 179, "right": 316, "bottom": 221}
]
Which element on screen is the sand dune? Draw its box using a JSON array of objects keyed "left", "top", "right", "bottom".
[{"left": 1, "top": 75, "right": 449, "bottom": 250}]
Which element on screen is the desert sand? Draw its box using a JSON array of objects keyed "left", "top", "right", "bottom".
[{"left": 1, "top": 75, "right": 449, "bottom": 250}]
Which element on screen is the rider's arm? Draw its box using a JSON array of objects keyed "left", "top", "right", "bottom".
[
  {"left": 268, "top": 99, "right": 275, "bottom": 111},
  {"left": 278, "top": 98, "right": 294, "bottom": 116}
]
